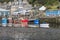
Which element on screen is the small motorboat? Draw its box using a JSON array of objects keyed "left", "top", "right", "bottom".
[{"left": 40, "top": 22, "right": 49, "bottom": 28}]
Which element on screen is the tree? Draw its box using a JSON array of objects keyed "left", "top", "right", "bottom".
[
  {"left": 28, "top": 0, "right": 59, "bottom": 7},
  {"left": 0, "top": 0, "right": 14, "bottom": 3},
  {"left": 27, "top": 0, "right": 36, "bottom": 6},
  {"left": 46, "top": 0, "right": 58, "bottom": 6}
]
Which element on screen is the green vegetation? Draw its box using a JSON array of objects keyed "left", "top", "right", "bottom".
[
  {"left": 28, "top": 0, "right": 59, "bottom": 6},
  {"left": 0, "top": 0, "right": 14, "bottom": 3},
  {"left": 28, "top": 0, "right": 59, "bottom": 9}
]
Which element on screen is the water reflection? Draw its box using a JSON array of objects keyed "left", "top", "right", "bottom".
[
  {"left": 50, "top": 23, "right": 60, "bottom": 28},
  {"left": 0, "top": 36, "right": 15, "bottom": 40}
]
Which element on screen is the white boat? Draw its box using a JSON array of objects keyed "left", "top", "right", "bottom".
[
  {"left": 40, "top": 23, "right": 49, "bottom": 28},
  {"left": 28, "top": 25, "right": 39, "bottom": 27}
]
